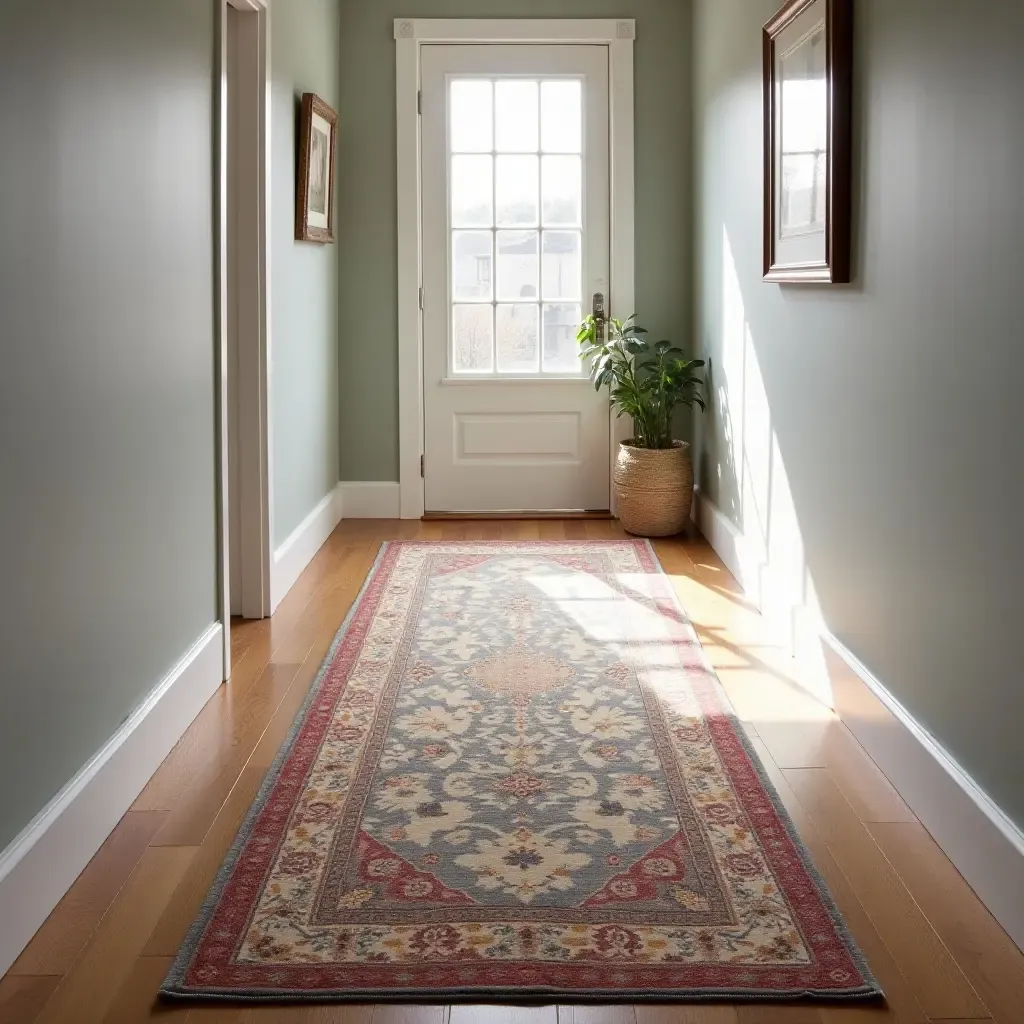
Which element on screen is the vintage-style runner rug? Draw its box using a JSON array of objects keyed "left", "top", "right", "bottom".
[{"left": 163, "top": 540, "right": 881, "bottom": 1004}]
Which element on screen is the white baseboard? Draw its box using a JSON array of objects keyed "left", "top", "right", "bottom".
[
  {"left": 339, "top": 480, "right": 401, "bottom": 519},
  {"left": 826, "top": 634, "right": 1024, "bottom": 952},
  {"left": 0, "top": 622, "right": 224, "bottom": 977},
  {"left": 270, "top": 484, "right": 345, "bottom": 611},
  {"left": 693, "top": 488, "right": 1024, "bottom": 953}
]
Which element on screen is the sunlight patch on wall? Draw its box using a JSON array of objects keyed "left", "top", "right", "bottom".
[{"left": 709, "top": 226, "right": 831, "bottom": 707}]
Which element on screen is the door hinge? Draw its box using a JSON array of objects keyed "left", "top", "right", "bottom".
[
  {"left": 420, "top": 454, "right": 425, "bottom": 477},
  {"left": 417, "top": 90, "right": 422, "bottom": 115},
  {"left": 419, "top": 286, "right": 424, "bottom": 311}
]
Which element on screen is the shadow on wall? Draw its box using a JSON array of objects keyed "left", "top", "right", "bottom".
[{"left": 696, "top": 225, "right": 833, "bottom": 709}]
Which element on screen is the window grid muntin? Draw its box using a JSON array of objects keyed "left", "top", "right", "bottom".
[{"left": 449, "top": 75, "right": 585, "bottom": 377}]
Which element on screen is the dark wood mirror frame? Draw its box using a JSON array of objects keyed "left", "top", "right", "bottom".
[{"left": 763, "top": 0, "right": 852, "bottom": 283}]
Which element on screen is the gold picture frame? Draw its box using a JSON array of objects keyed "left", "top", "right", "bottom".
[{"left": 296, "top": 92, "right": 338, "bottom": 243}]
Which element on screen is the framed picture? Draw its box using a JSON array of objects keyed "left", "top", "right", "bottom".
[
  {"left": 296, "top": 92, "right": 338, "bottom": 243},
  {"left": 763, "top": 0, "right": 852, "bottom": 283}
]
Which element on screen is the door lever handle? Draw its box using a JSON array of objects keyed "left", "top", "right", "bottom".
[{"left": 592, "top": 291, "right": 606, "bottom": 344}]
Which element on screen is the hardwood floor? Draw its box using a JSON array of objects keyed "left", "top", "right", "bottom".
[{"left": 2, "top": 520, "right": 1021, "bottom": 1023}]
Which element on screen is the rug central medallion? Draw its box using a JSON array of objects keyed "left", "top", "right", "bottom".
[
  {"left": 319, "top": 554, "right": 703, "bottom": 919},
  {"left": 164, "top": 541, "right": 880, "bottom": 1003}
]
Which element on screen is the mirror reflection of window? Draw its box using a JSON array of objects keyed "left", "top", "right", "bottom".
[{"left": 779, "top": 22, "right": 826, "bottom": 237}]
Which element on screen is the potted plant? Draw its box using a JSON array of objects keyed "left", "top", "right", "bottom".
[{"left": 578, "top": 313, "right": 705, "bottom": 537}]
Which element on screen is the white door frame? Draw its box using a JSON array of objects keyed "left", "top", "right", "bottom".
[
  {"left": 216, "top": 0, "right": 274, "bottom": 677},
  {"left": 395, "top": 18, "right": 635, "bottom": 520}
]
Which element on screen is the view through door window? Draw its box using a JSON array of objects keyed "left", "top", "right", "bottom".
[{"left": 449, "top": 78, "right": 584, "bottom": 376}]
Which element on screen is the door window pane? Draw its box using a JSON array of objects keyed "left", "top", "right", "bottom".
[
  {"left": 495, "top": 155, "right": 538, "bottom": 227},
  {"left": 447, "top": 76, "right": 589, "bottom": 378},
  {"left": 496, "top": 304, "right": 539, "bottom": 373},
  {"left": 541, "top": 230, "right": 581, "bottom": 301},
  {"left": 541, "top": 156, "right": 581, "bottom": 227},
  {"left": 451, "top": 155, "right": 492, "bottom": 227},
  {"left": 453, "top": 304, "right": 493, "bottom": 372},
  {"left": 452, "top": 231, "right": 492, "bottom": 301},
  {"left": 495, "top": 80, "right": 538, "bottom": 152},
  {"left": 450, "top": 80, "right": 492, "bottom": 152},
  {"left": 541, "top": 80, "right": 581, "bottom": 153},
  {"left": 496, "top": 230, "right": 538, "bottom": 301},
  {"left": 542, "top": 303, "right": 582, "bottom": 372}
]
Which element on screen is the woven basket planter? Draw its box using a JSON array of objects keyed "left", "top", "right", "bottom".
[{"left": 614, "top": 440, "right": 693, "bottom": 537}]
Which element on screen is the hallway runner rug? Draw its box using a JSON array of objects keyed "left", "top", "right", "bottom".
[{"left": 162, "top": 540, "right": 881, "bottom": 1004}]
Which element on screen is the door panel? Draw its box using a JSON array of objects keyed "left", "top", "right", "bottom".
[{"left": 421, "top": 44, "right": 610, "bottom": 512}]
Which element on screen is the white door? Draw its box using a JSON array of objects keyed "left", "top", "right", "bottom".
[{"left": 421, "top": 45, "right": 611, "bottom": 513}]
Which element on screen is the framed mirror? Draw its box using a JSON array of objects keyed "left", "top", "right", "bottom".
[{"left": 763, "top": 0, "right": 852, "bottom": 283}]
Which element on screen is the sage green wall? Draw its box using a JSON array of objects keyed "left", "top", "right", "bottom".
[
  {"left": 271, "top": 0, "right": 342, "bottom": 544},
  {"left": 337, "top": 0, "right": 692, "bottom": 481},
  {"left": 693, "top": 0, "right": 1024, "bottom": 826},
  {"left": 0, "top": 1, "right": 218, "bottom": 849}
]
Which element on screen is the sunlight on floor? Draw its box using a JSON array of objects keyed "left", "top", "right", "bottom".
[{"left": 524, "top": 563, "right": 835, "bottom": 725}]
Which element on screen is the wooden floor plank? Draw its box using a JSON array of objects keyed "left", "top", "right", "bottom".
[
  {"left": 734, "top": 1008, "right": 821, "bottom": 1023},
  {"left": 0, "top": 975, "right": 60, "bottom": 1024},
  {"left": 745, "top": 740, "right": 927, "bottom": 1023},
  {"left": 237, "top": 1005, "right": 375, "bottom": 1023},
  {"left": 450, "top": 1007, "right": 556, "bottom": 1024},
  {"left": 584, "top": 519, "right": 621, "bottom": 539},
  {"left": 560, "top": 1008, "right": 636, "bottom": 1024},
  {"left": 635, "top": 1006, "right": 740, "bottom": 1023},
  {"left": 247, "top": 640, "right": 334, "bottom": 771},
  {"left": 10, "top": 810, "right": 168, "bottom": 976},
  {"left": 149, "top": 661, "right": 303, "bottom": 846},
  {"left": 131, "top": 650, "right": 271, "bottom": 813},
  {"left": 143, "top": 765, "right": 267, "bottom": 957},
  {"left": 752, "top": 720, "right": 915, "bottom": 824},
  {"left": 33, "top": 847, "right": 194, "bottom": 1024},
  {"left": 781, "top": 768, "right": 988, "bottom": 1021},
  {"left": 369, "top": 1007, "right": 446, "bottom": 1024},
  {"left": 868, "top": 821, "right": 1024, "bottom": 1024},
  {"left": 100, "top": 957, "right": 189, "bottom": 1023}
]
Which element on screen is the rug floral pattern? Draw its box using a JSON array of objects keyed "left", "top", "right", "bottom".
[{"left": 164, "top": 541, "right": 880, "bottom": 1002}]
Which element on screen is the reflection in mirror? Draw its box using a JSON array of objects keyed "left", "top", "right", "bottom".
[{"left": 779, "top": 21, "right": 826, "bottom": 238}]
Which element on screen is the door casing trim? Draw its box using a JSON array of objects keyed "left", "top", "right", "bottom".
[
  {"left": 394, "top": 18, "right": 636, "bottom": 519},
  {"left": 218, "top": 0, "right": 274, "bottom": 647}
]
